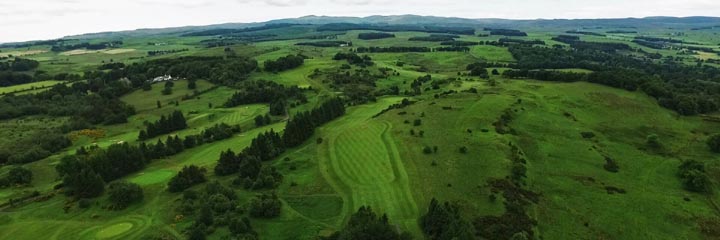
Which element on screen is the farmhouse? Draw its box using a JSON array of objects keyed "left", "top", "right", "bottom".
[{"left": 151, "top": 75, "right": 175, "bottom": 83}]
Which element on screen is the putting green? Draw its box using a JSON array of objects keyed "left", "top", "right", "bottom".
[
  {"left": 95, "top": 222, "right": 133, "bottom": 239},
  {"left": 129, "top": 170, "right": 174, "bottom": 186}
]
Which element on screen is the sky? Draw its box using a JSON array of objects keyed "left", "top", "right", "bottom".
[{"left": 1, "top": 0, "right": 719, "bottom": 43}]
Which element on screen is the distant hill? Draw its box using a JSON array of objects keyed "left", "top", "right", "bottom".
[{"left": 2, "top": 15, "right": 719, "bottom": 45}]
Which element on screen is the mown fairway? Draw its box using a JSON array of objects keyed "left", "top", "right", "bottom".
[{"left": 317, "top": 97, "right": 421, "bottom": 235}]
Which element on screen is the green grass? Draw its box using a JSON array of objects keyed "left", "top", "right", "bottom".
[
  {"left": 0, "top": 80, "right": 65, "bottom": 95},
  {"left": 2, "top": 27, "right": 720, "bottom": 240}
]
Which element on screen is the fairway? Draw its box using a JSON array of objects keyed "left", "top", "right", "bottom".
[
  {"left": 95, "top": 222, "right": 133, "bottom": 239},
  {"left": 315, "top": 97, "right": 422, "bottom": 235},
  {"left": 129, "top": 169, "right": 175, "bottom": 186},
  {"left": 329, "top": 121, "right": 420, "bottom": 232}
]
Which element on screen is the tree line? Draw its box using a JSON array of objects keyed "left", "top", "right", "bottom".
[
  {"left": 296, "top": 41, "right": 352, "bottom": 47},
  {"left": 58, "top": 123, "right": 240, "bottom": 198},
  {"left": 354, "top": 46, "right": 469, "bottom": 53},
  {"left": 358, "top": 32, "right": 396, "bottom": 40},
  {"left": 506, "top": 45, "right": 720, "bottom": 115},
  {"left": 214, "top": 98, "right": 346, "bottom": 181},
  {"left": 50, "top": 41, "right": 123, "bottom": 52},
  {"left": 147, "top": 49, "right": 189, "bottom": 56},
  {"left": 0, "top": 58, "right": 40, "bottom": 87},
  {"left": 223, "top": 80, "right": 306, "bottom": 108},
  {"left": 484, "top": 28, "right": 528, "bottom": 36},
  {"left": 138, "top": 110, "right": 188, "bottom": 140},
  {"left": 409, "top": 34, "right": 459, "bottom": 42},
  {"left": 317, "top": 23, "right": 475, "bottom": 35},
  {"left": 332, "top": 52, "right": 374, "bottom": 67},
  {"left": 263, "top": 54, "right": 305, "bottom": 73}
]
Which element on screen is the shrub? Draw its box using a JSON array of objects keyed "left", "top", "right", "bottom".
[
  {"left": 107, "top": 181, "right": 144, "bottom": 210},
  {"left": 459, "top": 146, "right": 468, "bottom": 154},
  {"left": 707, "top": 134, "right": 720, "bottom": 153},
  {"left": 423, "top": 146, "right": 433, "bottom": 154},
  {"left": 7, "top": 167, "right": 33, "bottom": 185},
  {"left": 646, "top": 134, "right": 662, "bottom": 149},
  {"left": 603, "top": 157, "right": 620, "bottom": 173},
  {"left": 413, "top": 119, "right": 422, "bottom": 126},
  {"left": 249, "top": 193, "right": 282, "bottom": 218},
  {"left": 678, "top": 160, "right": 711, "bottom": 193},
  {"left": 581, "top": 131, "right": 595, "bottom": 139},
  {"left": 78, "top": 198, "right": 92, "bottom": 209},
  {"left": 168, "top": 165, "right": 207, "bottom": 192}
]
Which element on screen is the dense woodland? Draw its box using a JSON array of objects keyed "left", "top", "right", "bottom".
[
  {"left": 357, "top": 32, "right": 395, "bottom": 40},
  {"left": 503, "top": 45, "right": 720, "bottom": 115},
  {"left": 263, "top": 54, "right": 305, "bottom": 72},
  {"left": 138, "top": 110, "right": 188, "bottom": 140}
]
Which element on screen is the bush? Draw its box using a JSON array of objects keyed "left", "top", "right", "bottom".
[
  {"left": 580, "top": 131, "right": 595, "bottom": 139},
  {"left": 413, "top": 119, "right": 422, "bottom": 126},
  {"left": 646, "top": 134, "right": 662, "bottom": 149},
  {"left": 603, "top": 157, "right": 620, "bottom": 173},
  {"left": 459, "top": 146, "right": 468, "bottom": 154},
  {"left": 78, "top": 198, "right": 92, "bottom": 209},
  {"left": 707, "top": 134, "right": 720, "bottom": 153},
  {"left": 168, "top": 165, "right": 207, "bottom": 192},
  {"left": 249, "top": 193, "right": 281, "bottom": 218},
  {"left": 678, "top": 160, "right": 711, "bottom": 193},
  {"left": 162, "top": 87, "right": 173, "bottom": 95},
  {"left": 423, "top": 146, "right": 433, "bottom": 154},
  {"left": 107, "top": 181, "right": 144, "bottom": 210},
  {"left": 6, "top": 167, "right": 33, "bottom": 185}
]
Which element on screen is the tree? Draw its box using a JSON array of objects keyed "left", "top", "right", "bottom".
[
  {"left": 707, "top": 134, "right": 720, "bottom": 153},
  {"left": 6, "top": 167, "right": 32, "bottom": 185},
  {"left": 269, "top": 100, "right": 286, "bottom": 115},
  {"left": 162, "top": 87, "right": 172, "bottom": 95},
  {"left": 325, "top": 206, "right": 411, "bottom": 240},
  {"left": 197, "top": 204, "right": 214, "bottom": 226},
  {"left": 168, "top": 165, "right": 207, "bottom": 192},
  {"left": 188, "top": 225, "right": 207, "bottom": 240},
  {"left": 249, "top": 192, "right": 282, "bottom": 218},
  {"left": 214, "top": 149, "right": 239, "bottom": 175},
  {"left": 229, "top": 217, "right": 257, "bottom": 238},
  {"left": 678, "top": 160, "right": 711, "bottom": 193},
  {"left": 107, "top": 181, "right": 144, "bottom": 210},
  {"left": 142, "top": 82, "right": 152, "bottom": 91},
  {"left": 157, "top": 100, "right": 162, "bottom": 109},
  {"left": 421, "top": 198, "right": 476, "bottom": 240},
  {"left": 65, "top": 167, "right": 105, "bottom": 198},
  {"left": 254, "top": 115, "right": 266, "bottom": 126},
  {"left": 423, "top": 146, "right": 433, "bottom": 154},
  {"left": 188, "top": 80, "right": 197, "bottom": 89},
  {"left": 646, "top": 134, "right": 662, "bottom": 149}
]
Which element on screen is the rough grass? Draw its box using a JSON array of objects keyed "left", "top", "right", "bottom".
[{"left": 0, "top": 80, "right": 65, "bottom": 95}]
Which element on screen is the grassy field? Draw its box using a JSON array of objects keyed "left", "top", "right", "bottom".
[
  {"left": 0, "top": 80, "right": 65, "bottom": 95},
  {"left": 1, "top": 24, "right": 720, "bottom": 240}
]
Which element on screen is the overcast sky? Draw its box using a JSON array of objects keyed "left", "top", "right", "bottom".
[{"left": 1, "top": 0, "right": 719, "bottom": 43}]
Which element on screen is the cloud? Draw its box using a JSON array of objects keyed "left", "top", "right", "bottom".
[
  {"left": 265, "top": 0, "right": 309, "bottom": 6},
  {"left": 330, "top": 0, "right": 374, "bottom": 5}
]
